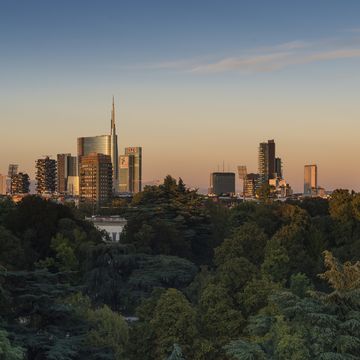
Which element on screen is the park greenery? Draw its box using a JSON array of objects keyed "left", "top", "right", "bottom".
[{"left": 1, "top": 177, "right": 360, "bottom": 359}]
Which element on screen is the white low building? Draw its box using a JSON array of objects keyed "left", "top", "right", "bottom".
[{"left": 86, "top": 215, "right": 127, "bottom": 242}]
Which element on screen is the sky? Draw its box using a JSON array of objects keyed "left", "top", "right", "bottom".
[{"left": 1, "top": 0, "right": 360, "bottom": 192}]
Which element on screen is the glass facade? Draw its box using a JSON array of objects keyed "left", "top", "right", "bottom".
[{"left": 77, "top": 135, "right": 111, "bottom": 158}]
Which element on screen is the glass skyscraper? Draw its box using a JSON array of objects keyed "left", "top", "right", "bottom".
[
  {"left": 125, "top": 147, "right": 142, "bottom": 193},
  {"left": 77, "top": 98, "right": 119, "bottom": 191}
]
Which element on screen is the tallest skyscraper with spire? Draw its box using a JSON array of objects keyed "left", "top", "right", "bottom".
[
  {"left": 110, "top": 96, "right": 119, "bottom": 189},
  {"left": 77, "top": 97, "right": 119, "bottom": 193}
]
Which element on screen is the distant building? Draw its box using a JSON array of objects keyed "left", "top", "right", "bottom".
[
  {"left": 119, "top": 147, "right": 142, "bottom": 193},
  {"left": 268, "top": 139, "right": 276, "bottom": 179},
  {"left": 79, "top": 152, "right": 112, "bottom": 206},
  {"left": 77, "top": 98, "right": 119, "bottom": 191},
  {"left": 67, "top": 176, "right": 79, "bottom": 196},
  {"left": 36, "top": 156, "right": 57, "bottom": 194},
  {"left": 57, "top": 153, "right": 77, "bottom": 194},
  {"left": 258, "top": 139, "right": 277, "bottom": 185},
  {"left": 258, "top": 142, "right": 269, "bottom": 185},
  {"left": 275, "top": 157, "right": 282, "bottom": 179},
  {"left": 86, "top": 215, "right": 127, "bottom": 242},
  {"left": 209, "top": 172, "right": 235, "bottom": 196},
  {"left": 119, "top": 154, "right": 134, "bottom": 192},
  {"left": 78, "top": 135, "right": 111, "bottom": 158},
  {"left": 0, "top": 174, "right": 7, "bottom": 195},
  {"left": 269, "top": 178, "right": 293, "bottom": 198},
  {"left": 8, "top": 164, "right": 18, "bottom": 178},
  {"left": 244, "top": 173, "right": 259, "bottom": 198},
  {"left": 10, "top": 172, "right": 30, "bottom": 194},
  {"left": 304, "top": 164, "right": 318, "bottom": 196}
]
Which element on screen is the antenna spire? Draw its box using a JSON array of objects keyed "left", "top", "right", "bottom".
[{"left": 111, "top": 96, "right": 115, "bottom": 132}]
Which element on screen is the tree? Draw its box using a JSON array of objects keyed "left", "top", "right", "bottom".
[
  {"left": 151, "top": 288, "right": 197, "bottom": 359},
  {"left": 217, "top": 257, "right": 257, "bottom": 293},
  {"left": 262, "top": 222, "right": 311, "bottom": 283},
  {"left": 256, "top": 183, "right": 275, "bottom": 203},
  {"left": 87, "top": 305, "right": 129, "bottom": 360},
  {"left": 0, "top": 269, "right": 86, "bottom": 360},
  {"left": 197, "top": 284, "right": 244, "bottom": 358},
  {"left": 329, "top": 189, "right": 354, "bottom": 223},
  {"left": 0, "top": 329, "right": 23, "bottom": 360},
  {"left": 0, "top": 226, "right": 24, "bottom": 270},
  {"left": 225, "top": 252, "right": 360, "bottom": 359},
  {"left": 214, "top": 223, "right": 267, "bottom": 267}
]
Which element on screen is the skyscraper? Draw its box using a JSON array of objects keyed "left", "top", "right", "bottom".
[
  {"left": 77, "top": 98, "right": 119, "bottom": 192},
  {"left": 77, "top": 135, "right": 111, "bottom": 158},
  {"left": 79, "top": 153, "right": 112, "bottom": 207},
  {"left": 119, "top": 155, "right": 134, "bottom": 192},
  {"left": 258, "top": 139, "right": 277, "bottom": 185},
  {"left": 110, "top": 97, "right": 119, "bottom": 189},
  {"left": 10, "top": 172, "right": 30, "bottom": 194},
  {"left": 304, "top": 164, "right": 318, "bottom": 196},
  {"left": 57, "top": 153, "right": 78, "bottom": 194},
  {"left": 244, "top": 173, "right": 260, "bottom": 198},
  {"left": 8, "top": 164, "right": 18, "bottom": 178},
  {"left": 209, "top": 172, "right": 235, "bottom": 196},
  {"left": 36, "top": 156, "right": 57, "bottom": 194},
  {"left": 267, "top": 139, "right": 275, "bottom": 179},
  {"left": 124, "top": 147, "right": 142, "bottom": 193},
  {"left": 258, "top": 142, "right": 269, "bottom": 185},
  {"left": 275, "top": 157, "right": 282, "bottom": 179}
]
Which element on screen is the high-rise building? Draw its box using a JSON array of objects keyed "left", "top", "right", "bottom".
[
  {"left": 79, "top": 153, "right": 112, "bottom": 206},
  {"left": 124, "top": 147, "right": 142, "bottom": 193},
  {"left": 304, "top": 164, "right": 317, "bottom": 196},
  {"left": 268, "top": 139, "right": 275, "bottom": 179},
  {"left": 57, "top": 153, "right": 77, "bottom": 194},
  {"left": 275, "top": 157, "right": 282, "bottom": 179},
  {"left": 258, "top": 142, "right": 269, "bottom": 185},
  {"left": 36, "top": 156, "right": 57, "bottom": 194},
  {"left": 244, "top": 173, "right": 260, "bottom": 198},
  {"left": 119, "top": 155, "right": 134, "bottom": 192},
  {"left": 258, "top": 139, "right": 278, "bottom": 185},
  {"left": 8, "top": 164, "right": 18, "bottom": 178},
  {"left": 67, "top": 176, "right": 80, "bottom": 196},
  {"left": 78, "top": 135, "right": 111, "bottom": 159},
  {"left": 0, "top": 174, "right": 7, "bottom": 195},
  {"left": 110, "top": 97, "right": 119, "bottom": 189},
  {"left": 77, "top": 98, "right": 119, "bottom": 191},
  {"left": 209, "top": 172, "right": 235, "bottom": 196},
  {"left": 10, "top": 172, "right": 30, "bottom": 194}
]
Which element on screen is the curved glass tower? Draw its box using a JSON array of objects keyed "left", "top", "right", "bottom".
[{"left": 77, "top": 98, "right": 119, "bottom": 192}]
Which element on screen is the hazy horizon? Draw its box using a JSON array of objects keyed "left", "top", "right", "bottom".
[{"left": 1, "top": 0, "right": 360, "bottom": 192}]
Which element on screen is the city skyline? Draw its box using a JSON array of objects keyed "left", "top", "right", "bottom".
[{"left": 1, "top": 1, "right": 360, "bottom": 192}]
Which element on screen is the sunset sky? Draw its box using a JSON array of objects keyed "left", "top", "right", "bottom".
[{"left": 1, "top": 0, "right": 360, "bottom": 192}]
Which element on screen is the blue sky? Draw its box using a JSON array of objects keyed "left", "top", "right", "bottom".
[{"left": 1, "top": 0, "right": 360, "bottom": 191}]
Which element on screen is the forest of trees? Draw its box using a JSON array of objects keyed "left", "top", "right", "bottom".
[{"left": 1, "top": 176, "right": 360, "bottom": 359}]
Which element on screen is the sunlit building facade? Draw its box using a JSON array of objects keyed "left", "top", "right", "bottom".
[
  {"left": 119, "top": 155, "right": 134, "bottom": 192},
  {"left": 244, "top": 173, "right": 260, "bottom": 198},
  {"left": 79, "top": 153, "right": 112, "bottom": 206},
  {"left": 304, "top": 164, "right": 318, "bottom": 196},
  {"left": 0, "top": 174, "right": 7, "bottom": 195},
  {"left": 10, "top": 172, "right": 30, "bottom": 194},
  {"left": 125, "top": 146, "right": 142, "bottom": 194},
  {"left": 77, "top": 98, "right": 119, "bottom": 192},
  {"left": 36, "top": 156, "right": 57, "bottom": 195}
]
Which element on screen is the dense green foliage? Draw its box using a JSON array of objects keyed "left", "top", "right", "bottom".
[{"left": 1, "top": 183, "right": 360, "bottom": 359}]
